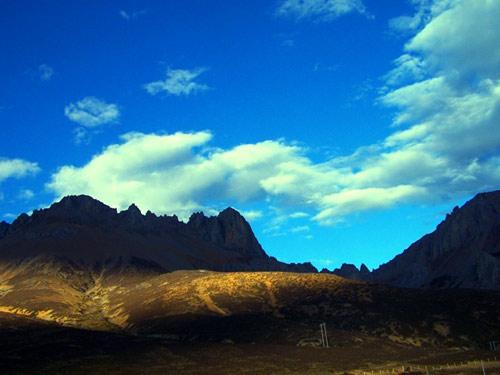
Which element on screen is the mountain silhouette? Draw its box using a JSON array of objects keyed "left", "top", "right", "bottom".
[{"left": 0, "top": 195, "right": 316, "bottom": 274}]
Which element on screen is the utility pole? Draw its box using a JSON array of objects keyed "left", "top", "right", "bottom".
[{"left": 320, "top": 322, "right": 329, "bottom": 348}]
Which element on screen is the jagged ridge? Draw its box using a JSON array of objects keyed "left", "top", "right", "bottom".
[{"left": 0, "top": 195, "right": 316, "bottom": 274}]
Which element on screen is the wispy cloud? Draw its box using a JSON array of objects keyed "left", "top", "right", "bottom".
[
  {"left": 313, "top": 63, "right": 339, "bottom": 72},
  {"left": 119, "top": 9, "right": 147, "bottom": 21},
  {"left": 277, "top": 0, "right": 370, "bottom": 22},
  {"left": 17, "top": 189, "right": 34, "bottom": 201},
  {"left": 64, "top": 97, "right": 120, "bottom": 143},
  {"left": 240, "top": 210, "right": 263, "bottom": 221},
  {"left": 290, "top": 225, "right": 310, "bottom": 233},
  {"left": 38, "top": 64, "right": 54, "bottom": 81},
  {"left": 289, "top": 211, "right": 309, "bottom": 219},
  {"left": 144, "top": 68, "right": 210, "bottom": 96},
  {"left": 281, "top": 39, "right": 295, "bottom": 47},
  {"left": 0, "top": 158, "right": 39, "bottom": 201},
  {"left": 2, "top": 213, "right": 17, "bottom": 220},
  {"left": 64, "top": 97, "right": 120, "bottom": 128},
  {"left": 119, "top": 10, "right": 130, "bottom": 20}
]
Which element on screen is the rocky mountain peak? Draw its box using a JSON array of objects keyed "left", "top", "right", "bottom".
[
  {"left": 359, "top": 263, "right": 370, "bottom": 273},
  {"left": 126, "top": 203, "right": 141, "bottom": 215},
  {"left": 55, "top": 194, "right": 112, "bottom": 212},
  {"left": 217, "top": 207, "right": 243, "bottom": 220},
  {"left": 187, "top": 211, "right": 208, "bottom": 226},
  {"left": 118, "top": 204, "right": 144, "bottom": 226},
  {"left": 187, "top": 208, "right": 266, "bottom": 259},
  {"left": 30, "top": 195, "right": 118, "bottom": 226}
]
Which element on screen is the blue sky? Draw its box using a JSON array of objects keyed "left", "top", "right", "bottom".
[{"left": 1, "top": 0, "right": 499, "bottom": 270}]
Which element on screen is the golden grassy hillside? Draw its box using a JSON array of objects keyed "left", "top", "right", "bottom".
[{"left": 1, "top": 261, "right": 499, "bottom": 350}]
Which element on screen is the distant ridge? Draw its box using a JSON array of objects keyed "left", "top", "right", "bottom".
[
  {"left": 323, "top": 263, "right": 370, "bottom": 281},
  {"left": 0, "top": 195, "right": 316, "bottom": 274}
]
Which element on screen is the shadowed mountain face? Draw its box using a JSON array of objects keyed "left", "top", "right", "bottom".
[
  {"left": 369, "top": 191, "right": 500, "bottom": 290},
  {"left": 0, "top": 195, "right": 316, "bottom": 274}
]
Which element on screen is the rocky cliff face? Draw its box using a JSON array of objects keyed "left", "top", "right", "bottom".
[
  {"left": 187, "top": 208, "right": 267, "bottom": 260},
  {"left": 0, "top": 195, "right": 316, "bottom": 274},
  {"left": 370, "top": 191, "right": 500, "bottom": 290}
]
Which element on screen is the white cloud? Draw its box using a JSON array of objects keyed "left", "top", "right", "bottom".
[
  {"left": 383, "top": 54, "right": 427, "bottom": 87},
  {"left": 406, "top": 0, "right": 500, "bottom": 83},
  {"left": 314, "top": 186, "right": 427, "bottom": 224},
  {"left": 0, "top": 158, "right": 40, "bottom": 182},
  {"left": 374, "top": 0, "right": 500, "bottom": 198},
  {"left": 64, "top": 97, "right": 120, "bottom": 128},
  {"left": 388, "top": 0, "right": 456, "bottom": 34},
  {"left": 38, "top": 64, "right": 54, "bottom": 81},
  {"left": 144, "top": 68, "right": 210, "bottom": 96},
  {"left": 47, "top": 131, "right": 308, "bottom": 219},
  {"left": 45, "top": 131, "right": 429, "bottom": 225},
  {"left": 277, "top": 0, "right": 370, "bottom": 21}
]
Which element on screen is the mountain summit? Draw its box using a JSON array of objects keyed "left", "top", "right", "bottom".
[{"left": 0, "top": 195, "right": 316, "bottom": 274}]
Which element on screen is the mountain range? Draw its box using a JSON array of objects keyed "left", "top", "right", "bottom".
[
  {"left": 1, "top": 190, "right": 499, "bottom": 289},
  {"left": 0, "top": 195, "right": 315, "bottom": 274}
]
